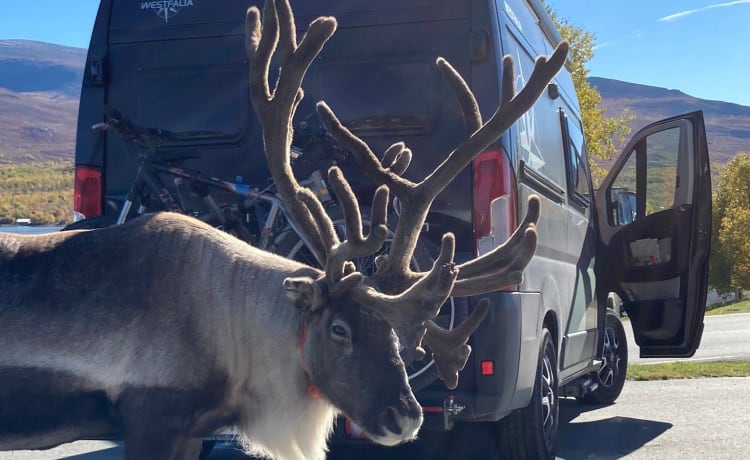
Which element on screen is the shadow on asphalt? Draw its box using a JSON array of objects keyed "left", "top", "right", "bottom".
[
  {"left": 556, "top": 399, "right": 672, "bottom": 460},
  {"left": 60, "top": 446, "right": 122, "bottom": 460},
  {"left": 205, "top": 399, "right": 672, "bottom": 460}
]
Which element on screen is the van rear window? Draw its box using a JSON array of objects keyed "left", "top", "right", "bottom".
[
  {"left": 312, "top": 58, "right": 438, "bottom": 134},
  {"left": 135, "top": 64, "right": 247, "bottom": 141}
]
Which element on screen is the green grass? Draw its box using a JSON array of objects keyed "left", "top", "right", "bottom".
[
  {"left": 627, "top": 360, "right": 750, "bottom": 381},
  {"left": 619, "top": 298, "right": 750, "bottom": 322},
  {"left": 0, "top": 161, "right": 74, "bottom": 225},
  {"left": 622, "top": 299, "right": 750, "bottom": 380},
  {"left": 706, "top": 299, "right": 750, "bottom": 316}
]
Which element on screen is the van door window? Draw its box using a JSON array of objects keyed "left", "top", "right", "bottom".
[
  {"left": 610, "top": 153, "right": 637, "bottom": 226},
  {"left": 645, "top": 127, "right": 680, "bottom": 215},
  {"left": 561, "top": 110, "right": 591, "bottom": 207},
  {"left": 608, "top": 124, "right": 683, "bottom": 225}
]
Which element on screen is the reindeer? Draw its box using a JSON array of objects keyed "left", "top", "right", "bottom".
[{"left": 0, "top": 1, "right": 567, "bottom": 459}]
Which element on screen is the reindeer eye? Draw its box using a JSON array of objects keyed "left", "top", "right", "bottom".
[{"left": 330, "top": 322, "right": 350, "bottom": 339}]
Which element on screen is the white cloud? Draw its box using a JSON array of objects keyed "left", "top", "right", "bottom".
[
  {"left": 593, "top": 30, "right": 643, "bottom": 51},
  {"left": 659, "top": 0, "right": 750, "bottom": 22}
]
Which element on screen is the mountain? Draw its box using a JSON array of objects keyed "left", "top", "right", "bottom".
[
  {"left": 590, "top": 77, "right": 750, "bottom": 165},
  {"left": 0, "top": 39, "right": 749, "bottom": 167},
  {"left": 0, "top": 40, "right": 83, "bottom": 163}
]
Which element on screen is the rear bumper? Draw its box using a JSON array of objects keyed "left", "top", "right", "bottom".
[{"left": 417, "top": 291, "right": 544, "bottom": 427}]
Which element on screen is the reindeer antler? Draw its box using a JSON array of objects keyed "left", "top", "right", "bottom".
[
  {"left": 318, "top": 48, "right": 565, "bottom": 384},
  {"left": 246, "top": 0, "right": 339, "bottom": 266},
  {"left": 246, "top": 0, "right": 566, "bottom": 390}
]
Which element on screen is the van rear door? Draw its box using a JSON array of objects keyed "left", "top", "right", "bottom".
[{"left": 595, "top": 111, "right": 710, "bottom": 357}]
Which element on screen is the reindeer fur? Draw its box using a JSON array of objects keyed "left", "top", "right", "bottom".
[{"left": 0, "top": 213, "right": 343, "bottom": 460}]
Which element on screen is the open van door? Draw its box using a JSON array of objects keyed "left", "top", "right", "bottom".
[{"left": 595, "top": 111, "right": 711, "bottom": 358}]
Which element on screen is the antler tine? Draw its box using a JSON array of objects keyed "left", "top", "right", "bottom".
[
  {"left": 450, "top": 241, "right": 529, "bottom": 295},
  {"left": 316, "top": 102, "right": 417, "bottom": 199},
  {"left": 419, "top": 42, "right": 569, "bottom": 200},
  {"left": 436, "top": 57, "right": 482, "bottom": 136},
  {"left": 324, "top": 168, "right": 390, "bottom": 283},
  {"left": 347, "top": 233, "right": 458, "bottom": 361},
  {"left": 423, "top": 299, "right": 490, "bottom": 389},
  {"left": 447, "top": 196, "right": 540, "bottom": 297},
  {"left": 246, "top": 0, "right": 337, "bottom": 265},
  {"left": 381, "top": 142, "right": 412, "bottom": 176},
  {"left": 415, "top": 199, "right": 540, "bottom": 386},
  {"left": 456, "top": 195, "right": 540, "bottom": 279}
]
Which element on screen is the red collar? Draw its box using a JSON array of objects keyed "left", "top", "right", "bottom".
[{"left": 299, "top": 324, "right": 323, "bottom": 399}]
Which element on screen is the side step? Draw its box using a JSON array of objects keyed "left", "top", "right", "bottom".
[{"left": 562, "top": 376, "right": 599, "bottom": 398}]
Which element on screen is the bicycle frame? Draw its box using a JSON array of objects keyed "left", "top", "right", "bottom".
[{"left": 118, "top": 152, "right": 321, "bottom": 257}]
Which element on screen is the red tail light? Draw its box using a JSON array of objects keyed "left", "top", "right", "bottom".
[
  {"left": 472, "top": 147, "right": 517, "bottom": 256},
  {"left": 73, "top": 165, "right": 103, "bottom": 219}
]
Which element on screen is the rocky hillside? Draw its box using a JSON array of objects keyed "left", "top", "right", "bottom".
[
  {"left": 0, "top": 40, "right": 83, "bottom": 163},
  {"left": 591, "top": 77, "right": 750, "bottom": 164}
]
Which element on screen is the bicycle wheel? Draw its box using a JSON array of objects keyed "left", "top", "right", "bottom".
[{"left": 271, "top": 210, "right": 468, "bottom": 391}]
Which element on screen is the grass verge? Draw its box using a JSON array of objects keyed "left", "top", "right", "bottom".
[
  {"left": 706, "top": 299, "right": 750, "bottom": 315},
  {"left": 620, "top": 299, "right": 750, "bottom": 322},
  {"left": 627, "top": 360, "right": 750, "bottom": 381}
]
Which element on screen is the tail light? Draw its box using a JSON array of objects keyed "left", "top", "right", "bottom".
[
  {"left": 73, "top": 165, "right": 103, "bottom": 219},
  {"left": 472, "top": 147, "right": 517, "bottom": 256}
]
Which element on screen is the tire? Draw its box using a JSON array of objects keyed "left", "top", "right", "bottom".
[
  {"left": 578, "top": 309, "right": 628, "bottom": 405},
  {"left": 60, "top": 215, "right": 117, "bottom": 231},
  {"left": 272, "top": 209, "right": 467, "bottom": 391},
  {"left": 496, "top": 328, "right": 558, "bottom": 460},
  {"left": 198, "top": 440, "right": 215, "bottom": 460}
]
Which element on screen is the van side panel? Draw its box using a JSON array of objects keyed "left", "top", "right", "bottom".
[{"left": 494, "top": 0, "right": 598, "bottom": 381}]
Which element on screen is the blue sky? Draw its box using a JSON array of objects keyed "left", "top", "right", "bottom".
[
  {"left": 1, "top": 0, "right": 748, "bottom": 106},
  {"left": 547, "top": 0, "right": 749, "bottom": 106}
]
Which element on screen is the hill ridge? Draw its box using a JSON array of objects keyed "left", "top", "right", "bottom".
[{"left": 0, "top": 40, "right": 748, "bottom": 165}]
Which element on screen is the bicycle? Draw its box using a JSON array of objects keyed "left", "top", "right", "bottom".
[
  {"left": 64, "top": 107, "right": 467, "bottom": 391},
  {"left": 63, "top": 108, "right": 340, "bottom": 257}
]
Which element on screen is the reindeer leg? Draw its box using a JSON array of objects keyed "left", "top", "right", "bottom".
[
  {"left": 116, "top": 386, "right": 222, "bottom": 460},
  {"left": 121, "top": 428, "right": 181, "bottom": 460}
]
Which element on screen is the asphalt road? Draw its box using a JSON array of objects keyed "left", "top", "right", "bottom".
[
  {"left": 3, "top": 377, "right": 748, "bottom": 459},
  {"left": 1, "top": 315, "right": 746, "bottom": 459},
  {"left": 627, "top": 312, "right": 750, "bottom": 364}
]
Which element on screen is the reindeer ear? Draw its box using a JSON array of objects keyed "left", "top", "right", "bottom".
[{"left": 283, "top": 277, "right": 328, "bottom": 311}]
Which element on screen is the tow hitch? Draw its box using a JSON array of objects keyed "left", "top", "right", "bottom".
[{"left": 441, "top": 396, "right": 465, "bottom": 430}]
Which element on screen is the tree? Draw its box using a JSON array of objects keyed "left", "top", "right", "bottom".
[
  {"left": 709, "top": 152, "right": 750, "bottom": 298},
  {"left": 545, "top": 6, "right": 634, "bottom": 182}
]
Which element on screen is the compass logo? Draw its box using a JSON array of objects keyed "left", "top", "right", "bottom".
[{"left": 141, "top": 0, "right": 195, "bottom": 24}]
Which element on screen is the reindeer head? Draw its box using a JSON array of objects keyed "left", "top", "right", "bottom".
[{"left": 246, "top": 0, "right": 566, "bottom": 444}]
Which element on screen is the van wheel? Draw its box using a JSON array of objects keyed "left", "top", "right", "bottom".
[
  {"left": 496, "top": 328, "right": 558, "bottom": 460},
  {"left": 578, "top": 309, "right": 628, "bottom": 405}
]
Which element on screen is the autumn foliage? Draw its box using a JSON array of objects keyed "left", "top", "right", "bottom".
[
  {"left": 710, "top": 152, "right": 750, "bottom": 297},
  {"left": 0, "top": 161, "right": 74, "bottom": 225}
]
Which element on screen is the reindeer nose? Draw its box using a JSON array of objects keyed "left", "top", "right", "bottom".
[
  {"left": 379, "top": 406, "right": 403, "bottom": 435},
  {"left": 379, "top": 398, "right": 422, "bottom": 436}
]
